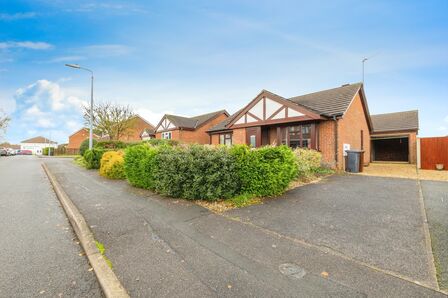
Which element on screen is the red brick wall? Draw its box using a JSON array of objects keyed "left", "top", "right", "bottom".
[
  {"left": 67, "top": 129, "right": 90, "bottom": 150},
  {"left": 318, "top": 121, "right": 337, "bottom": 168},
  {"left": 210, "top": 134, "right": 220, "bottom": 145},
  {"left": 337, "top": 92, "right": 371, "bottom": 169},
  {"left": 121, "top": 116, "right": 154, "bottom": 142}
]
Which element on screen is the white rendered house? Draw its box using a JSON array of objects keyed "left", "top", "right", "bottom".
[{"left": 20, "top": 136, "right": 58, "bottom": 155}]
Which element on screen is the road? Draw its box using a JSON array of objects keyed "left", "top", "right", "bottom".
[
  {"left": 44, "top": 158, "right": 446, "bottom": 297},
  {"left": 0, "top": 156, "right": 101, "bottom": 297}
]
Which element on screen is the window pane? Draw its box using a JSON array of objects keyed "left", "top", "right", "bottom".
[
  {"left": 220, "top": 134, "right": 225, "bottom": 144},
  {"left": 250, "top": 135, "right": 256, "bottom": 147}
]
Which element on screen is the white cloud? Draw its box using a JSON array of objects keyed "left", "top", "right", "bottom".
[
  {"left": 0, "top": 41, "right": 53, "bottom": 50},
  {"left": 444, "top": 115, "right": 448, "bottom": 123},
  {"left": 134, "top": 108, "right": 173, "bottom": 127},
  {"left": 0, "top": 12, "right": 37, "bottom": 21},
  {"left": 41, "top": 55, "right": 86, "bottom": 63},
  {"left": 438, "top": 126, "right": 447, "bottom": 131}
]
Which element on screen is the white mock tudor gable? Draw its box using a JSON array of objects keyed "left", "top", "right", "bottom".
[
  {"left": 156, "top": 117, "right": 176, "bottom": 132},
  {"left": 232, "top": 97, "right": 305, "bottom": 125}
]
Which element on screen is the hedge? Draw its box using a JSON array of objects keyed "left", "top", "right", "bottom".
[
  {"left": 294, "top": 148, "right": 322, "bottom": 176},
  {"left": 230, "top": 145, "right": 298, "bottom": 197},
  {"left": 99, "top": 151, "right": 126, "bottom": 179},
  {"left": 42, "top": 147, "right": 55, "bottom": 156},
  {"left": 95, "top": 140, "right": 128, "bottom": 150},
  {"left": 79, "top": 138, "right": 98, "bottom": 156},
  {"left": 83, "top": 148, "right": 106, "bottom": 169},
  {"left": 124, "top": 144, "right": 159, "bottom": 189},
  {"left": 143, "top": 139, "right": 180, "bottom": 146}
]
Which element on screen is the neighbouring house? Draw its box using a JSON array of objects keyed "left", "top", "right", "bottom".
[
  {"left": 20, "top": 136, "right": 58, "bottom": 155},
  {"left": 154, "top": 110, "right": 229, "bottom": 144},
  {"left": 208, "top": 83, "right": 418, "bottom": 169},
  {"left": 370, "top": 110, "right": 419, "bottom": 163},
  {"left": 140, "top": 128, "right": 155, "bottom": 141},
  {"left": 67, "top": 128, "right": 99, "bottom": 155},
  {"left": 98, "top": 115, "right": 155, "bottom": 142},
  {"left": 0, "top": 142, "right": 20, "bottom": 150}
]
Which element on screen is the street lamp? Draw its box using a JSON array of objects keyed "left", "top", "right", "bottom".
[
  {"left": 65, "top": 64, "right": 94, "bottom": 150},
  {"left": 362, "top": 57, "right": 368, "bottom": 84}
]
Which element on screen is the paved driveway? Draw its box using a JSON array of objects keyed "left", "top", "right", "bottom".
[{"left": 227, "top": 174, "right": 438, "bottom": 288}]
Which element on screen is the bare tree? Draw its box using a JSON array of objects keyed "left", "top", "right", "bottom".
[
  {"left": 84, "top": 102, "right": 136, "bottom": 141},
  {"left": 0, "top": 109, "right": 10, "bottom": 138}
]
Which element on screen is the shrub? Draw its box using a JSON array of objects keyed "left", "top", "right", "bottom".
[
  {"left": 83, "top": 148, "right": 106, "bottom": 169},
  {"left": 99, "top": 151, "right": 126, "bottom": 179},
  {"left": 124, "top": 144, "right": 159, "bottom": 189},
  {"left": 95, "top": 140, "right": 128, "bottom": 150},
  {"left": 42, "top": 147, "right": 55, "bottom": 156},
  {"left": 230, "top": 145, "right": 298, "bottom": 197},
  {"left": 144, "top": 139, "right": 179, "bottom": 146},
  {"left": 79, "top": 138, "right": 98, "bottom": 156},
  {"left": 152, "top": 145, "right": 239, "bottom": 200},
  {"left": 294, "top": 148, "right": 322, "bottom": 176}
]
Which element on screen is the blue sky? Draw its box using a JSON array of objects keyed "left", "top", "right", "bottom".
[{"left": 0, "top": 0, "right": 447, "bottom": 143}]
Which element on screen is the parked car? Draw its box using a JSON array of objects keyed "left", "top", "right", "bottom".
[
  {"left": 6, "top": 148, "right": 16, "bottom": 156},
  {"left": 17, "top": 149, "right": 32, "bottom": 155},
  {"left": 0, "top": 148, "right": 7, "bottom": 156}
]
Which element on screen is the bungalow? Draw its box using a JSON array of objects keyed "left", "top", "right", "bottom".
[
  {"left": 20, "top": 136, "right": 58, "bottom": 155},
  {"left": 207, "top": 83, "right": 418, "bottom": 169},
  {"left": 67, "top": 128, "right": 100, "bottom": 155},
  {"left": 154, "top": 110, "right": 229, "bottom": 144}
]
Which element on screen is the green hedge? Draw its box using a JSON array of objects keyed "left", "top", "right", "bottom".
[
  {"left": 42, "top": 147, "right": 55, "bottom": 156},
  {"left": 83, "top": 148, "right": 106, "bottom": 169},
  {"left": 94, "top": 140, "right": 128, "bottom": 150},
  {"left": 79, "top": 138, "right": 98, "bottom": 156},
  {"left": 143, "top": 139, "right": 180, "bottom": 146},
  {"left": 124, "top": 144, "right": 159, "bottom": 189},
  {"left": 230, "top": 145, "right": 298, "bottom": 197}
]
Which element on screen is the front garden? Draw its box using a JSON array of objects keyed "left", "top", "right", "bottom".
[{"left": 76, "top": 140, "right": 332, "bottom": 209}]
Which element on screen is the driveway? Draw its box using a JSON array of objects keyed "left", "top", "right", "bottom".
[
  {"left": 227, "top": 174, "right": 438, "bottom": 288},
  {"left": 43, "top": 158, "right": 446, "bottom": 297}
]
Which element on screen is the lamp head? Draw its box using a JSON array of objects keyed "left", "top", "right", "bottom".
[{"left": 65, "top": 63, "right": 81, "bottom": 69}]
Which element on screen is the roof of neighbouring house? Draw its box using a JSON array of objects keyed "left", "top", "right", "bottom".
[
  {"left": 371, "top": 110, "right": 419, "bottom": 133},
  {"left": 288, "top": 83, "right": 364, "bottom": 117},
  {"left": 161, "top": 109, "right": 229, "bottom": 130},
  {"left": 21, "top": 136, "right": 57, "bottom": 144},
  {"left": 0, "top": 143, "right": 20, "bottom": 149}
]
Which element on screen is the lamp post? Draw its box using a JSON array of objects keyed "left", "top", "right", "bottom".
[
  {"left": 65, "top": 64, "right": 94, "bottom": 150},
  {"left": 362, "top": 57, "right": 368, "bottom": 84}
]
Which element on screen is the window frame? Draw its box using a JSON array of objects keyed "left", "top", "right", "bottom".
[{"left": 161, "top": 131, "right": 172, "bottom": 140}]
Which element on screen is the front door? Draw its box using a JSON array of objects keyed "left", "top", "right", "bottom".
[{"left": 246, "top": 127, "right": 261, "bottom": 147}]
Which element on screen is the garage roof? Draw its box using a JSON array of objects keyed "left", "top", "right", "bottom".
[{"left": 371, "top": 110, "right": 419, "bottom": 133}]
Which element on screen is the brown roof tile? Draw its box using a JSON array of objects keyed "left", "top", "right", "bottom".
[
  {"left": 20, "top": 136, "right": 57, "bottom": 144},
  {"left": 371, "top": 110, "right": 419, "bottom": 133}
]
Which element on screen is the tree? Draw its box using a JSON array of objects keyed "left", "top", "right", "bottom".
[
  {"left": 0, "top": 109, "right": 10, "bottom": 138},
  {"left": 84, "top": 102, "right": 136, "bottom": 141}
]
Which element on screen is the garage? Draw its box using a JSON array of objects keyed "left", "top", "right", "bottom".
[
  {"left": 370, "top": 110, "right": 419, "bottom": 164},
  {"left": 371, "top": 136, "right": 409, "bottom": 162}
]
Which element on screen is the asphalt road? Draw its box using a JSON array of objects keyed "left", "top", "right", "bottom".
[
  {"left": 0, "top": 156, "right": 101, "bottom": 297},
  {"left": 421, "top": 180, "right": 448, "bottom": 291},
  {"left": 45, "top": 158, "right": 446, "bottom": 297}
]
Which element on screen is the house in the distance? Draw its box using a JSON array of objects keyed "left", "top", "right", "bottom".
[
  {"left": 20, "top": 136, "right": 58, "bottom": 155},
  {"left": 154, "top": 110, "right": 229, "bottom": 144},
  {"left": 207, "top": 83, "right": 419, "bottom": 169},
  {"left": 67, "top": 128, "right": 99, "bottom": 155}
]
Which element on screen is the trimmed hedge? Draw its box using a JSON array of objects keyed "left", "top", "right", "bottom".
[
  {"left": 124, "top": 144, "right": 159, "bottom": 189},
  {"left": 95, "top": 140, "right": 128, "bottom": 150},
  {"left": 79, "top": 138, "right": 98, "bottom": 156},
  {"left": 42, "top": 147, "right": 55, "bottom": 156},
  {"left": 99, "top": 151, "right": 126, "bottom": 179},
  {"left": 83, "top": 148, "right": 106, "bottom": 169},
  {"left": 230, "top": 145, "right": 298, "bottom": 197}
]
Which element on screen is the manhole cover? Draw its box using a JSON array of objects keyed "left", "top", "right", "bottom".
[{"left": 279, "top": 263, "right": 306, "bottom": 279}]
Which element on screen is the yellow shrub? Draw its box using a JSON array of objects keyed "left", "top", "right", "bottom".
[
  {"left": 293, "top": 148, "right": 322, "bottom": 176},
  {"left": 99, "top": 151, "right": 126, "bottom": 179}
]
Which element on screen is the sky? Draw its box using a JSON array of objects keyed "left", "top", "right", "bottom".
[{"left": 0, "top": 0, "right": 447, "bottom": 144}]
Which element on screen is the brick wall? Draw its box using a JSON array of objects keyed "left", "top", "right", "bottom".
[
  {"left": 318, "top": 121, "right": 337, "bottom": 168},
  {"left": 337, "top": 92, "right": 371, "bottom": 169},
  {"left": 232, "top": 128, "right": 246, "bottom": 145},
  {"left": 121, "top": 116, "right": 154, "bottom": 142},
  {"left": 67, "top": 129, "right": 90, "bottom": 151}
]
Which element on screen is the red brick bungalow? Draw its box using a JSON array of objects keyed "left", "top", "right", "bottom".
[
  {"left": 67, "top": 128, "right": 99, "bottom": 154},
  {"left": 208, "top": 83, "right": 373, "bottom": 169},
  {"left": 154, "top": 110, "right": 229, "bottom": 144}
]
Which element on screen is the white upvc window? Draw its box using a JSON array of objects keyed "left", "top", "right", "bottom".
[{"left": 162, "top": 132, "right": 172, "bottom": 139}]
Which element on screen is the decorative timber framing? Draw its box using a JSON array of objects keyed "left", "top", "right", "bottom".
[
  {"left": 154, "top": 116, "right": 177, "bottom": 133},
  {"left": 228, "top": 90, "right": 324, "bottom": 129}
]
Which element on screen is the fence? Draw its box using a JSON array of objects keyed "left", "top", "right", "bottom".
[{"left": 418, "top": 136, "right": 448, "bottom": 170}]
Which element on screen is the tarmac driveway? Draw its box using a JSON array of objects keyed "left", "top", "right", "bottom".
[{"left": 227, "top": 174, "right": 437, "bottom": 287}]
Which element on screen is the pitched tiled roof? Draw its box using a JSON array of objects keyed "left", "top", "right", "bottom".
[
  {"left": 371, "top": 110, "right": 419, "bottom": 133},
  {"left": 208, "top": 83, "right": 366, "bottom": 133},
  {"left": 288, "top": 83, "right": 363, "bottom": 117},
  {"left": 21, "top": 136, "right": 57, "bottom": 144},
  {"left": 165, "top": 110, "right": 228, "bottom": 129}
]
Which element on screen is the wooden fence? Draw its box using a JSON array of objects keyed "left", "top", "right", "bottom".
[{"left": 419, "top": 136, "right": 448, "bottom": 170}]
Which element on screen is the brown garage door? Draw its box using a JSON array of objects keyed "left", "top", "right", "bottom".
[
  {"left": 420, "top": 136, "right": 448, "bottom": 170},
  {"left": 372, "top": 137, "right": 409, "bottom": 162}
]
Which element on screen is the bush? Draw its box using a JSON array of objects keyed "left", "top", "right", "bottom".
[
  {"left": 152, "top": 145, "right": 239, "bottom": 200},
  {"left": 294, "top": 148, "right": 322, "bottom": 176},
  {"left": 95, "top": 140, "right": 128, "bottom": 150},
  {"left": 99, "top": 151, "right": 126, "bottom": 179},
  {"left": 83, "top": 148, "right": 106, "bottom": 169},
  {"left": 42, "top": 147, "right": 55, "bottom": 156},
  {"left": 124, "top": 144, "right": 159, "bottom": 189},
  {"left": 230, "top": 145, "right": 298, "bottom": 197},
  {"left": 79, "top": 138, "right": 98, "bottom": 156},
  {"left": 143, "top": 139, "right": 179, "bottom": 146}
]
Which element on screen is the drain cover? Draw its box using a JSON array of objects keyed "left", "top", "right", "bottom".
[{"left": 279, "top": 263, "right": 306, "bottom": 279}]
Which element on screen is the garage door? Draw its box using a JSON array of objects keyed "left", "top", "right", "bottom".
[{"left": 372, "top": 136, "right": 409, "bottom": 162}]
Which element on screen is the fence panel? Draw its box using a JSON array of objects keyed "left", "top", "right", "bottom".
[{"left": 420, "top": 136, "right": 448, "bottom": 170}]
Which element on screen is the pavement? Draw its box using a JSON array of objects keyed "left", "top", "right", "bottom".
[
  {"left": 0, "top": 156, "right": 101, "bottom": 297},
  {"left": 44, "top": 158, "right": 447, "bottom": 297},
  {"left": 421, "top": 180, "right": 448, "bottom": 290}
]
